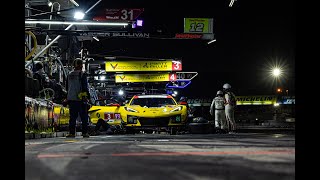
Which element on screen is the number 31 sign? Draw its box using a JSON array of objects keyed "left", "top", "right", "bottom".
[{"left": 184, "top": 18, "right": 213, "bottom": 34}]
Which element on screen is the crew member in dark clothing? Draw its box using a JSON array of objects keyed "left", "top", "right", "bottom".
[{"left": 66, "top": 59, "right": 91, "bottom": 138}]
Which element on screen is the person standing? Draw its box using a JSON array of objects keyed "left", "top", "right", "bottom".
[
  {"left": 33, "top": 62, "right": 50, "bottom": 90},
  {"left": 223, "top": 83, "right": 237, "bottom": 134},
  {"left": 210, "top": 90, "right": 227, "bottom": 133},
  {"left": 66, "top": 59, "right": 91, "bottom": 138}
]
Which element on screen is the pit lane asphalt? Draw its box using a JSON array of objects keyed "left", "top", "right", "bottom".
[{"left": 25, "top": 132, "right": 295, "bottom": 180}]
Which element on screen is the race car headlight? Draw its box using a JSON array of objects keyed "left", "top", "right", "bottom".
[
  {"left": 124, "top": 107, "right": 139, "bottom": 113},
  {"left": 170, "top": 106, "right": 182, "bottom": 112}
]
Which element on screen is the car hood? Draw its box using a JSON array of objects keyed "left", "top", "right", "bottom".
[{"left": 128, "top": 105, "right": 182, "bottom": 115}]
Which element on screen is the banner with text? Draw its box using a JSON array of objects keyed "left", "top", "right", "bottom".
[
  {"left": 93, "top": 8, "right": 144, "bottom": 21},
  {"left": 105, "top": 60, "right": 182, "bottom": 72},
  {"left": 115, "top": 73, "right": 176, "bottom": 83},
  {"left": 184, "top": 18, "right": 213, "bottom": 34},
  {"left": 236, "top": 95, "right": 277, "bottom": 105}
]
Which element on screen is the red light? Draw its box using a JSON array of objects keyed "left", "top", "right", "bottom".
[{"left": 133, "top": 95, "right": 138, "bottom": 99}]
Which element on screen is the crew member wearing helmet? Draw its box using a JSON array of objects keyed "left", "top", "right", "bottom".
[
  {"left": 223, "top": 83, "right": 237, "bottom": 134},
  {"left": 210, "top": 90, "right": 227, "bottom": 133}
]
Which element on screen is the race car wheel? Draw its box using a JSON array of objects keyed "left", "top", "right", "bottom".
[
  {"left": 125, "top": 127, "right": 135, "bottom": 134},
  {"left": 144, "top": 130, "right": 153, "bottom": 134},
  {"left": 170, "top": 127, "right": 177, "bottom": 135}
]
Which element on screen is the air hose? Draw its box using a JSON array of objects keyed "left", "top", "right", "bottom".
[{"left": 25, "top": 31, "right": 37, "bottom": 61}]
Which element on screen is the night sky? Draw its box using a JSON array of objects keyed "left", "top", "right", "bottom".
[{"left": 77, "top": 0, "right": 295, "bottom": 98}]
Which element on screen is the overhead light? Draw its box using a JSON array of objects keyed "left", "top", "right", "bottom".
[
  {"left": 136, "top": 20, "right": 143, "bottom": 26},
  {"left": 25, "top": 20, "right": 129, "bottom": 26},
  {"left": 229, "top": 0, "right": 236, "bottom": 7},
  {"left": 69, "top": 0, "right": 79, "bottom": 7},
  {"left": 100, "top": 76, "right": 105, "bottom": 80},
  {"left": 93, "top": 36, "right": 99, "bottom": 41},
  {"left": 74, "top": 11, "right": 85, "bottom": 20},
  {"left": 207, "top": 39, "right": 216, "bottom": 44},
  {"left": 118, "top": 89, "right": 124, "bottom": 96}
]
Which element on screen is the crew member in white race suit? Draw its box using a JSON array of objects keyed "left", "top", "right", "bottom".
[
  {"left": 210, "top": 90, "right": 227, "bottom": 133},
  {"left": 223, "top": 83, "right": 237, "bottom": 134}
]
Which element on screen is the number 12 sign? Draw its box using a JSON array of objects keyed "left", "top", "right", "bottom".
[{"left": 184, "top": 18, "right": 213, "bottom": 34}]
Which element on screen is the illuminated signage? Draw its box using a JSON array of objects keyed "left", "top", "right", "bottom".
[
  {"left": 93, "top": 8, "right": 144, "bottom": 21},
  {"left": 175, "top": 33, "right": 203, "bottom": 39},
  {"left": 184, "top": 18, "right": 213, "bottom": 34},
  {"left": 187, "top": 95, "right": 278, "bottom": 106},
  {"left": 166, "top": 80, "right": 191, "bottom": 89},
  {"left": 280, "top": 96, "right": 295, "bottom": 104},
  {"left": 105, "top": 60, "right": 182, "bottom": 72},
  {"left": 236, "top": 96, "right": 277, "bottom": 105},
  {"left": 115, "top": 73, "right": 176, "bottom": 83}
]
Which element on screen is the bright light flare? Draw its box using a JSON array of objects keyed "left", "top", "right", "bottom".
[
  {"left": 74, "top": 11, "right": 85, "bottom": 20},
  {"left": 272, "top": 68, "right": 282, "bottom": 77},
  {"left": 100, "top": 76, "right": 105, "bottom": 80},
  {"left": 118, "top": 89, "right": 124, "bottom": 96}
]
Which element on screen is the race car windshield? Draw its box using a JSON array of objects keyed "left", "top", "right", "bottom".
[
  {"left": 95, "top": 98, "right": 121, "bottom": 106},
  {"left": 130, "top": 98, "right": 176, "bottom": 107}
]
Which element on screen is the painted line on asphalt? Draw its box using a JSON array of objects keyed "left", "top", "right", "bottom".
[
  {"left": 37, "top": 149, "right": 295, "bottom": 158},
  {"left": 111, "top": 150, "right": 295, "bottom": 156}
]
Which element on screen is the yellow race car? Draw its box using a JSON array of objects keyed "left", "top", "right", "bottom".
[
  {"left": 121, "top": 94, "right": 188, "bottom": 134},
  {"left": 88, "top": 98, "right": 124, "bottom": 126}
]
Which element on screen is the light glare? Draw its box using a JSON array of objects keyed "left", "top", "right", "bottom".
[
  {"left": 118, "top": 89, "right": 124, "bottom": 95},
  {"left": 272, "top": 68, "right": 281, "bottom": 77},
  {"left": 25, "top": 20, "right": 128, "bottom": 26},
  {"left": 74, "top": 11, "right": 85, "bottom": 20}
]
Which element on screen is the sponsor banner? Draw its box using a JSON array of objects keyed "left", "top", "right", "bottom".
[
  {"left": 32, "top": 30, "right": 151, "bottom": 38},
  {"left": 93, "top": 8, "right": 144, "bottom": 21},
  {"left": 175, "top": 33, "right": 214, "bottom": 40},
  {"left": 187, "top": 95, "right": 278, "bottom": 106},
  {"left": 82, "top": 32, "right": 150, "bottom": 38},
  {"left": 280, "top": 96, "right": 295, "bottom": 104},
  {"left": 236, "top": 95, "right": 277, "bottom": 105},
  {"left": 187, "top": 98, "right": 212, "bottom": 106},
  {"left": 175, "top": 33, "right": 203, "bottom": 39},
  {"left": 184, "top": 18, "right": 213, "bottom": 34},
  {"left": 33, "top": 30, "right": 214, "bottom": 40},
  {"left": 105, "top": 60, "right": 182, "bottom": 72},
  {"left": 115, "top": 73, "right": 176, "bottom": 83},
  {"left": 166, "top": 80, "right": 191, "bottom": 89}
]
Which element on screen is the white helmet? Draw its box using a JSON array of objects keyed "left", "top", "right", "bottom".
[
  {"left": 223, "top": 83, "right": 231, "bottom": 89},
  {"left": 216, "top": 90, "right": 223, "bottom": 95}
]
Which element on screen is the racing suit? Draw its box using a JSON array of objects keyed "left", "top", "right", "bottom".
[
  {"left": 225, "top": 92, "right": 236, "bottom": 132},
  {"left": 210, "top": 96, "right": 227, "bottom": 130}
]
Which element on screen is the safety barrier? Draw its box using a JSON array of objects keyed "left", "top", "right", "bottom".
[{"left": 25, "top": 96, "right": 70, "bottom": 133}]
